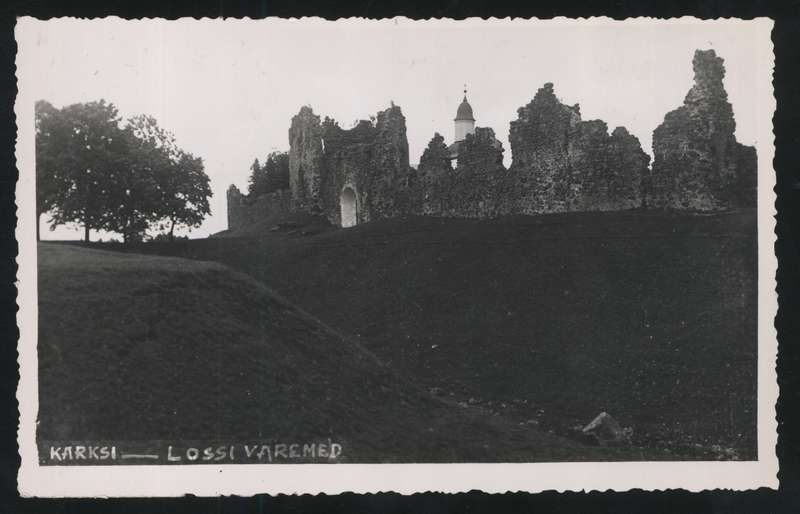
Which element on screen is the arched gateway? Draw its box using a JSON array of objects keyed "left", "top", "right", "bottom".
[{"left": 340, "top": 186, "right": 357, "bottom": 228}]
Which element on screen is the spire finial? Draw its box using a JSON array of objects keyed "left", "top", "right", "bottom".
[{"left": 463, "top": 84, "right": 467, "bottom": 98}]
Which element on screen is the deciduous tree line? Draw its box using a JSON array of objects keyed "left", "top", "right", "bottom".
[{"left": 35, "top": 99, "right": 212, "bottom": 243}]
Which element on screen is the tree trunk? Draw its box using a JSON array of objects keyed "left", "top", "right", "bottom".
[
  {"left": 124, "top": 213, "right": 132, "bottom": 244},
  {"left": 84, "top": 223, "right": 90, "bottom": 243},
  {"left": 169, "top": 217, "right": 176, "bottom": 240}
]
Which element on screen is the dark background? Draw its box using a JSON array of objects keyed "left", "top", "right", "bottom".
[{"left": 1, "top": 0, "right": 798, "bottom": 512}]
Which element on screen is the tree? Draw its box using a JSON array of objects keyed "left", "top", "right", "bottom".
[
  {"left": 247, "top": 158, "right": 265, "bottom": 196},
  {"left": 35, "top": 100, "right": 213, "bottom": 243},
  {"left": 263, "top": 152, "right": 290, "bottom": 193},
  {"left": 34, "top": 100, "right": 68, "bottom": 241},
  {"left": 158, "top": 150, "right": 211, "bottom": 240},
  {"left": 36, "top": 100, "right": 127, "bottom": 242},
  {"left": 101, "top": 114, "right": 211, "bottom": 242},
  {"left": 97, "top": 115, "right": 167, "bottom": 243},
  {"left": 247, "top": 152, "right": 289, "bottom": 196}
]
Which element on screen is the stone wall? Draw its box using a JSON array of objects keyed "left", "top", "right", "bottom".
[
  {"left": 508, "top": 83, "right": 649, "bottom": 214},
  {"left": 646, "top": 49, "right": 757, "bottom": 210},
  {"left": 414, "top": 128, "right": 519, "bottom": 218},
  {"left": 412, "top": 84, "right": 649, "bottom": 218},
  {"left": 292, "top": 104, "right": 412, "bottom": 226},
  {"left": 226, "top": 185, "right": 293, "bottom": 232},
  {"left": 227, "top": 49, "right": 755, "bottom": 231},
  {"left": 415, "top": 133, "right": 452, "bottom": 215},
  {"left": 288, "top": 107, "right": 325, "bottom": 212}
]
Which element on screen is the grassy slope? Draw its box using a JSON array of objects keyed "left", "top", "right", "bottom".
[
  {"left": 124, "top": 209, "right": 758, "bottom": 459},
  {"left": 38, "top": 243, "right": 638, "bottom": 463},
  {"left": 213, "top": 212, "right": 335, "bottom": 239}
]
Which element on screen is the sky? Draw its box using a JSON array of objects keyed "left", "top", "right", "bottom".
[{"left": 17, "top": 18, "right": 766, "bottom": 239}]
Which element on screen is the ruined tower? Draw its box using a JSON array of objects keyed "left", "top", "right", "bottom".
[
  {"left": 288, "top": 106, "right": 325, "bottom": 212},
  {"left": 646, "top": 49, "right": 757, "bottom": 210}
]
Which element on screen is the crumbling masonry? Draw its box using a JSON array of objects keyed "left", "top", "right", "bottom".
[{"left": 227, "top": 49, "right": 757, "bottom": 230}]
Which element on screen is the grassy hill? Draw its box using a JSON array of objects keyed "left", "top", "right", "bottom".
[
  {"left": 118, "top": 209, "right": 758, "bottom": 460},
  {"left": 38, "top": 243, "right": 641, "bottom": 462},
  {"left": 212, "top": 211, "right": 335, "bottom": 239}
]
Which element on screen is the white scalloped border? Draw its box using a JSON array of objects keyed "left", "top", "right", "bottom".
[{"left": 14, "top": 16, "right": 778, "bottom": 497}]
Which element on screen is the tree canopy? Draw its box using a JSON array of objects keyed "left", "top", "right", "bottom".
[
  {"left": 247, "top": 151, "right": 289, "bottom": 197},
  {"left": 35, "top": 100, "right": 212, "bottom": 242}
]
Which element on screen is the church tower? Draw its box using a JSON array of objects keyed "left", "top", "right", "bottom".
[{"left": 454, "top": 88, "right": 476, "bottom": 142}]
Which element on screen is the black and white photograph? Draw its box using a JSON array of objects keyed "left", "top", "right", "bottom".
[{"left": 14, "top": 17, "right": 777, "bottom": 496}]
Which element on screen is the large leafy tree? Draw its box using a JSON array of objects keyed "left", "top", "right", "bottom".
[
  {"left": 35, "top": 100, "right": 212, "bottom": 243},
  {"left": 157, "top": 150, "right": 211, "bottom": 240},
  {"left": 36, "top": 99, "right": 127, "bottom": 242},
  {"left": 97, "top": 115, "right": 167, "bottom": 243},
  {"left": 34, "top": 100, "right": 67, "bottom": 241},
  {"left": 99, "top": 115, "right": 212, "bottom": 242}
]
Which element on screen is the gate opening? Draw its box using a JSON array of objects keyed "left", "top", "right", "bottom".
[{"left": 340, "top": 187, "right": 357, "bottom": 228}]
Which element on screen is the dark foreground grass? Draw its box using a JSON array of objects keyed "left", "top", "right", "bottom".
[
  {"left": 38, "top": 243, "right": 644, "bottom": 462},
  {"left": 115, "top": 209, "right": 758, "bottom": 460}
]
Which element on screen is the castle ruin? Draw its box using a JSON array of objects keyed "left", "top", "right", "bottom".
[{"left": 227, "top": 49, "right": 757, "bottom": 231}]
